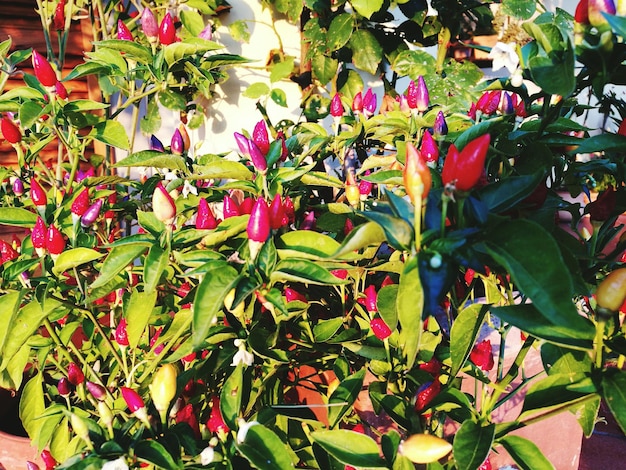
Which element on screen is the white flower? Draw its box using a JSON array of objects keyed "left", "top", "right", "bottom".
[
  {"left": 102, "top": 457, "right": 129, "bottom": 470},
  {"left": 236, "top": 418, "right": 259, "bottom": 443},
  {"left": 182, "top": 180, "right": 198, "bottom": 198},
  {"left": 231, "top": 339, "right": 254, "bottom": 367},
  {"left": 488, "top": 42, "right": 519, "bottom": 74},
  {"left": 510, "top": 67, "right": 524, "bottom": 87},
  {"left": 200, "top": 446, "right": 215, "bottom": 465}
]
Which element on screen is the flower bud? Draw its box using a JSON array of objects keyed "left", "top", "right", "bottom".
[
  {"left": 141, "top": 8, "right": 159, "bottom": 39},
  {"left": 97, "top": 401, "right": 114, "bottom": 430},
  {"left": 284, "top": 287, "right": 307, "bottom": 303},
  {"left": 117, "top": 19, "right": 133, "bottom": 41},
  {"left": 223, "top": 195, "right": 240, "bottom": 218},
  {"left": 589, "top": 0, "right": 616, "bottom": 27},
  {"left": 159, "top": 13, "right": 177, "bottom": 45},
  {"left": 360, "top": 285, "right": 378, "bottom": 313},
  {"left": 67, "top": 362, "right": 85, "bottom": 385},
  {"left": 234, "top": 132, "right": 251, "bottom": 159},
  {"left": 70, "top": 413, "right": 91, "bottom": 445},
  {"left": 41, "top": 449, "right": 57, "bottom": 470},
  {"left": 32, "top": 50, "right": 58, "bottom": 87},
  {"left": 433, "top": 111, "right": 448, "bottom": 138},
  {"left": 199, "top": 23, "right": 213, "bottom": 40},
  {"left": 176, "top": 403, "right": 201, "bottom": 438},
  {"left": 0, "top": 240, "right": 18, "bottom": 262},
  {"left": 239, "top": 196, "right": 255, "bottom": 215},
  {"left": 1, "top": 117, "right": 21, "bottom": 144},
  {"left": 248, "top": 140, "right": 268, "bottom": 174},
  {"left": 86, "top": 381, "right": 107, "bottom": 400},
  {"left": 406, "top": 79, "right": 418, "bottom": 109},
  {"left": 150, "top": 364, "right": 178, "bottom": 413},
  {"left": 46, "top": 224, "right": 65, "bottom": 256},
  {"left": 55, "top": 81, "right": 68, "bottom": 99},
  {"left": 206, "top": 396, "right": 229, "bottom": 434},
  {"left": 152, "top": 182, "right": 177, "bottom": 224},
  {"left": 26, "top": 461, "right": 40, "bottom": 470}
]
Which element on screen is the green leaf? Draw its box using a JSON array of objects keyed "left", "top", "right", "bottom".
[
  {"left": 158, "top": 89, "right": 187, "bottom": 111},
  {"left": 277, "top": 231, "right": 342, "bottom": 260},
  {"left": 237, "top": 424, "right": 298, "bottom": 470},
  {"left": 114, "top": 151, "right": 188, "bottom": 171},
  {"left": 134, "top": 440, "right": 181, "bottom": 470},
  {"left": 20, "top": 100, "right": 45, "bottom": 129},
  {"left": 0, "top": 207, "right": 38, "bottom": 227},
  {"left": 605, "top": 13, "right": 626, "bottom": 38},
  {"left": 193, "top": 159, "right": 253, "bottom": 181},
  {"left": 311, "top": 55, "right": 338, "bottom": 86},
  {"left": 243, "top": 82, "right": 270, "bottom": 99},
  {"left": 484, "top": 220, "right": 580, "bottom": 328},
  {"left": 501, "top": 0, "right": 537, "bottom": 20},
  {"left": 270, "top": 56, "right": 295, "bottom": 83},
  {"left": 499, "top": 435, "right": 555, "bottom": 470},
  {"left": 163, "top": 39, "right": 222, "bottom": 66},
  {"left": 90, "top": 243, "right": 149, "bottom": 290},
  {"left": 574, "top": 134, "right": 626, "bottom": 154},
  {"left": 52, "top": 248, "right": 104, "bottom": 276},
  {"left": 90, "top": 120, "right": 129, "bottom": 150},
  {"left": 391, "top": 50, "right": 436, "bottom": 79},
  {"left": 478, "top": 173, "right": 544, "bottom": 213},
  {"left": 314, "top": 317, "right": 344, "bottom": 342},
  {"left": 124, "top": 289, "right": 158, "bottom": 349},
  {"left": 229, "top": 20, "right": 250, "bottom": 43},
  {"left": 311, "top": 430, "right": 387, "bottom": 468},
  {"left": 541, "top": 344, "right": 592, "bottom": 376},
  {"left": 94, "top": 39, "right": 152, "bottom": 63},
  {"left": 270, "top": 88, "right": 288, "bottom": 107},
  {"left": 144, "top": 245, "right": 169, "bottom": 294},
  {"left": 449, "top": 303, "right": 489, "bottom": 378},
  {"left": 377, "top": 284, "right": 398, "bottom": 331},
  {"left": 328, "top": 368, "right": 366, "bottom": 428},
  {"left": 192, "top": 261, "right": 239, "bottom": 348},
  {"left": 221, "top": 363, "right": 243, "bottom": 429},
  {"left": 140, "top": 98, "right": 162, "bottom": 135},
  {"left": 361, "top": 211, "right": 413, "bottom": 252},
  {"left": 491, "top": 304, "right": 594, "bottom": 350},
  {"left": 452, "top": 421, "right": 494, "bottom": 470},
  {"left": 19, "top": 373, "right": 46, "bottom": 442},
  {"left": 572, "top": 394, "right": 601, "bottom": 438},
  {"left": 270, "top": 259, "right": 350, "bottom": 286},
  {"left": 350, "top": 0, "right": 384, "bottom": 19},
  {"left": 332, "top": 221, "right": 386, "bottom": 258},
  {"left": 328, "top": 14, "right": 354, "bottom": 51},
  {"left": 200, "top": 215, "right": 248, "bottom": 247},
  {"left": 0, "top": 291, "right": 24, "bottom": 365},
  {"left": 521, "top": 373, "right": 597, "bottom": 419},
  {"left": 180, "top": 9, "right": 205, "bottom": 36},
  {"left": 397, "top": 256, "right": 424, "bottom": 370},
  {"left": 602, "top": 369, "right": 626, "bottom": 434},
  {"left": 349, "top": 30, "right": 382, "bottom": 75}
]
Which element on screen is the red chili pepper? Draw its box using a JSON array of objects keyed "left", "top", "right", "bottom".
[
  {"left": 46, "top": 224, "right": 65, "bottom": 255},
  {"left": 1, "top": 117, "right": 21, "bottom": 144},
  {"left": 403, "top": 142, "right": 432, "bottom": 200},
  {"left": 117, "top": 19, "right": 133, "bottom": 41},
  {"left": 469, "top": 339, "right": 495, "bottom": 371},
  {"left": 269, "top": 194, "right": 288, "bottom": 230},
  {"left": 159, "top": 13, "right": 177, "bottom": 45},
  {"left": 31, "top": 51, "right": 58, "bottom": 87},
  {"left": 115, "top": 318, "right": 130, "bottom": 347},
  {"left": 415, "top": 377, "right": 441, "bottom": 412},
  {"left": 53, "top": 0, "right": 66, "bottom": 31},
  {"left": 253, "top": 120, "right": 270, "bottom": 155},
  {"left": 330, "top": 93, "right": 344, "bottom": 117},
  {"left": 71, "top": 188, "right": 90, "bottom": 217},
  {"left": 176, "top": 403, "right": 201, "bottom": 439},
  {"left": 196, "top": 198, "right": 218, "bottom": 229},
  {"left": 441, "top": 134, "right": 491, "bottom": 192},
  {"left": 370, "top": 318, "right": 392, "bottom": 340}
]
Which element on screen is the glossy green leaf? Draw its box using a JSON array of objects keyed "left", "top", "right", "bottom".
[
  {"left": 377, "top": 284, "right": 398, "bottom": 331},
  {"left": 144, "top": 245, "right": 169, "bottom": 294},
  {"left": 499, "top": 435, "right": 555, "bottom": 470},
  {"left": 332, "top": 221, "right": 386, "bottom": 258},
  {"left": 605, "top": 13, "right": 626, "bottom": 38},
  {"left": 502, "top": 0, "right": 536, "bottom": 20},
  {"left": 478, "top": 173, "right": 544, "bottom": 213},
  {"left": 314, "top": 317, "right": 344, "bottom": 342},
  {"left": 52, "top": 248, "right": 104, "bottom": 276},
  {"left": 90, "top": 243, "right": 148, "bottom": 290},
  {"left": 270, "top": 56, "right": 295, "bottom": 83},
  {"left": 243, "top": 82, "right": 270, "bottom": 99},
  {"left": 450, "top": 303, "right": 489, "bottom": 378},
  {"left": 312, "top": 54, "right": 339, "bottom": 86},
  {"left": 20, "top": 100, "right": 45, "bottom": 128},
  {"left": 361, "top": 211, "right": 413, "bottom": 252},
  {"left": 575, "top": 134, "right": 626, "bottom": 154},
  {"left": 134, "top": 440, "right": 181, "bottom": 470},
  {"left": 200, "top": 215, "right": 248, "bottom": 247},
  {"left": 311, "top": 430, "right": 387, "bottom": 468},
  {"left": 192, "top": 261, "right": 239, "bottom": 347},
  {"left": 397, "top": 255, "right": 423, "bottom": 370},
  {"left": 452, "top": 421, "right": 494, "bottom": 470},
  {"left": 19, "top": 372, "right": 45, "bottom": 442},
  {"left": 180, "top": 9, "right": 204, "bottom": 35},
  {"left": 349, "top": 30, "right": 383, "bottom": 75},
  {"left": 328, "top": 368, "right": 365, "bottom": 428},
  {"left": 91, "top": 120, "right": 129, "bottom": 150},
  {"left": 572, "top": 394, "right": 601, "bottom": 438},
  {"left": 164, "top": 39, "right": 222, "bottom": 65},
  {"left": 602, "top": 369, "right": 626, "bottom": 434},
  {"left": 328, "top": 14, "right": 354, "bottom": 51},
  {"left": 0, "top": 291, "right": 24, "bottom": 357},
  {"left": 520, "top": 373, "right": 597, "bottom": 419},
  {"left": 541, "top": 344, "right": 592, "bottom": 376},
  {"left": 221, "top": 363, "right": 243, "bottom": 429},
  {"left": 125, "top": 289, "right": 158, "bottom": 349},
  {"left": 491, "top": 304, "right": 594, "bottom": 350},
  {"left": 194, "top": 158, "right": 254, "bottom": 180},
  {"left": 271, "top": 88, "right": 288, "bottom": 107},
  {"left": 0, "top": 207, "right": 38, "bottom": 227},
  {"left": 114, "top": 151, "right": 188, "bottom": 171},
  {"left": 392, "top": 50, "right": 437, "bottom": 78},
  {"left": 277, "top": 231, "right": 341, "bottom": 259},
  {"left": 270, "top": 259, "right": 350, "bottom": 286},
  {"left": 237, "top": 424, "right": 298, "bottom": 470},
  {"left": 350, "top": 0, "right": 384, "bottom": 19},
  {"left": 94, "top": 39, "right": 152, "bottom": 63},
  {"left": 484, "top": 220, "right": 580, "bottom": 328}
]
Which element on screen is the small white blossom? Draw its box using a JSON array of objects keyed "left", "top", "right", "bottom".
[
  {"left": 236, "top": 418, "right": 259, "bottom": 443},
  {"left": 182, "top": 180, "right": 198, "bottom": 198},
  {"left": 231, "top": 339, "right": 254, "bottom": 367},
  {"left": 101, "top": 457, "right": 129, "bottom": 470},
  {"left": 200, "top": 446, "right": 215, "bottom": 465},
  {"left": 489, "top": 42, "right": 519, "bottom": 74},
  {"left": 510, "top": 68, "right": 524, "bottom": 87}
]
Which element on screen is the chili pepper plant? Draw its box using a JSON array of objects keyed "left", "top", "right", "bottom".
[{"left": 0, "top": 1, "right": 625, "bottom": 469}]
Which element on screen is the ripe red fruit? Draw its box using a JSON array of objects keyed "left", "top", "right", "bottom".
[
  {"left": 31, "top": 50, "right": 58, "bottom": 87},
  {"left": 46, "top": 224, "right": 65, "bottom": 255},
  {"left": 1, "top": 117, "right": 21, "bottom": 144},
  {"left": 67, "top": 362, "right": 85, "bottom": 385},
  {"left": 415, "top": 378, "right": 441, "bottom": 412},
  {"left": 469, "top": 339, "right": 495, "bottom": 371},
  {"left": 370, "top": 318, "right": 392, "bottom": 340},
  {"left": 159, "top": 13, "right": 177, "bottom": 45},
  {"left": 71, "top": 188, "right": 90, "bottom": 217}
]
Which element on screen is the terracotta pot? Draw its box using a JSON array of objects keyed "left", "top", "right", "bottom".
[{"left": 0, "top": 389, "right": 43, "bottom": 470}]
